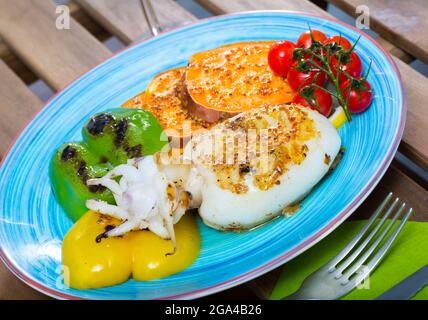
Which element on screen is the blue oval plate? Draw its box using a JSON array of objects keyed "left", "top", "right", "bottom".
[{"left": 0, "top": 11, "right": 405, "bottom": 299}]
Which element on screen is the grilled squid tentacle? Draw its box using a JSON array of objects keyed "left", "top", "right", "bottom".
[
  {"left": 105, "top": 219, "right": 136, "bottom": 237},
  {"left": 86, "top": 199, "right": 128, "bottom": 220},
  {"left": 85, "top": 155, "right": 188, "bottom": 254}
]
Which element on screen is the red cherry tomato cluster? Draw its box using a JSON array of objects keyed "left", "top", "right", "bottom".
[{"left": 267, "top": 29, "right": 373, "bottom": 118}]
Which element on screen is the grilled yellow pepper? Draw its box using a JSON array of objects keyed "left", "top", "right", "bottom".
[{"left": 62, "top": 211, "right": 200, "bottom": 289}]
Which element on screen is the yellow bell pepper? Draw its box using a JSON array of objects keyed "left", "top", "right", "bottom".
[{"left": 62, "top": 211, "right": 200, "bottom": 289}]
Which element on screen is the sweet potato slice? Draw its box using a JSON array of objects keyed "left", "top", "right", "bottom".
[
  {"left": 122, "top": 91, "right": 145, "bottom": 109},
  {"left": 122, "top": 67, "right": 212, "bottom": 142},
  {"left": 185, "top": 41, "right": 295, "bottom": 122}
]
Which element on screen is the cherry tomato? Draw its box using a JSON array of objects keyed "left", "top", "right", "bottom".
[
  {"left": 340, "top": 79, "right": 373, "bottom": 113},
  {"left": 293, "top": 88, "right": 332, "bottom": 117},
  {"left": 287, "top": 63, "right": 326, "bottom": 92},
  {"left": 323, "top": 35, "right": 352, "bottom": 51},
  {"left": 330, "top": 51, "right": 362, "bottom": 83},
  {"left": 268, "top": 41, "right": 296, "bottom": 77},
  {"left": 296, "top": 30, "right": 327, "bottom": 49}
]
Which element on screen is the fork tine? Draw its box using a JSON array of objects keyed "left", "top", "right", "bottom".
[
  {"left": 347, "top": 207, "right": 413, "bottom": 287},
  {"left": 327, "top": 193, "right": 393, "bottom": 272},
  {"left": 340, "top": 202, "right": 409, "bottom": 284},
  {"left": 334, "top": 196, "right": 399, "bottom": 275}
]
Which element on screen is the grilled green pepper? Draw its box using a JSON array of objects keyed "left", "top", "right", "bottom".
[{"left": 50, "top": 108, "right": 167, "bottom": 221}]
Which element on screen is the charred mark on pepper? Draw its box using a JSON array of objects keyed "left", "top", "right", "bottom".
[
  {"left": 88, "top": 184, "right": 106, "bottom": 193},
  {"left": 61, "top": 145, "right": 76, "bottom": 161},
  {"left": 76, "top": 160, "right": 105, "bottom": 193},
  {"left": 95, "top": 231, "right": 108, "bottom": 243},
  {"left": 77, "top": 161, "right": 89, "bottom": 183},
  {"left": 125, "top": 144, "right": 142, "bottom": 158},
  {"left": 114, "top": 119, "right": 128, "bottom": 146},
  {"left": 100, "top": 156, "right": 108, "bottom": 164},
  {"left": 95, "top": 224, "right": 115, "bottom": 243},
  {"left": 87, "top": 113, "right": 114, "bottom": 135}
]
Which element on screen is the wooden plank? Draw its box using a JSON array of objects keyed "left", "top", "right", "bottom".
[
  {"left": 197, "top": 0, "right": 428, "bottom": 170},
  {"left": 250, "top": 164, "right": 428, "bottom": 299},
  {"left": 395, "top": 57, "right": 428, "bottom": 171},
  {"left": 199, "top": 0, "right": 325, "bottom": 15},
  {"left": 69, "top": 0, "right": 112, "bottom": 43},
  {"left": 76, "top": 0, "right": 196, "bottom": 44},
  {"left": 0, "top": 0, "right": 115, "bottom": 85},
  {"left": 0, "top": 262, "right": 50, "bottom": 299},
  {"left": 327, "top": 0, "right": 428, "bottom": 65},
  {"left": 0, "top": 40, "right": 37, "bottom": 84},
  {"left": 0, "top": 0, "right": 111, "bottom": 91},
  {"left": 376, "top": 37, "right": 413, "bottom": 64},
  {"left": 197, "top": 0, "right": 412, "bottom": 62},
  {"left": 0, "top": 60, "right": 41, "bottom": 156},
  {"left": 0, "top": 1, "right": 111, "bottom": 85}
]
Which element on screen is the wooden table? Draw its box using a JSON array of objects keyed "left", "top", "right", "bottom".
[{"left": 0, "top": 0, "right": 426, "bottom": 300}]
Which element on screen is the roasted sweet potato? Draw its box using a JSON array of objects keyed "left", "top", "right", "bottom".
[
  {"left": 185, "top": 41, "right": 295, "bottom": 122},
  {"left": 122, "top": 91, "right": 145, "bottom": 109},
  {"left": 122, "top": 67, "right": 212, "bottom": 143}
]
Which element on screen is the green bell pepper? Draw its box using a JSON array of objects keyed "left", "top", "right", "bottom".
[{"left": 50, "top": 108, "right": 168, "bottom": 221}]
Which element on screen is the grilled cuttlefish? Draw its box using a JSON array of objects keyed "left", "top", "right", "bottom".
[{"left": 86, "top": 104, "right": 341, "bottom": 250}]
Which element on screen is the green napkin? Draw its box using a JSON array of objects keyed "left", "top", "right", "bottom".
[{"left": 271, "top": 220, "right": 428, "bottom": 300}]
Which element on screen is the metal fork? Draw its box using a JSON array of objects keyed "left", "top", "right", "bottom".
[
  {"left": 140, "top": 0, "right": 161, "bottom": 36},
  {"left": 283, "top": 193, "right": 413, "bottom": 300}
]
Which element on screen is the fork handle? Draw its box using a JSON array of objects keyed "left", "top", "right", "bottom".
[
  {"left": 141, "top": 0, "right": 161, "bottom": 36},
  {"left": 281, "top": 287, "right": 322, "bottom": 300},
  {"left": 282, "top": 291, "right": 314, "bottom": 300}
]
